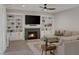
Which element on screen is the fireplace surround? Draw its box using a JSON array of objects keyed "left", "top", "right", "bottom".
[{"left": 25, "top": 28, "right": 40, "bottom": 40}]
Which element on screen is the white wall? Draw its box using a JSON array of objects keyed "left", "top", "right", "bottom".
[
  {"left": 54, "top": 7, "right": 79, "bottom": 31},
  {"left": 7, "top": 9, "right": 53, "bottom": 16},
  {"left": 0, "top": 5, "right": 7, "bottom": 54}
]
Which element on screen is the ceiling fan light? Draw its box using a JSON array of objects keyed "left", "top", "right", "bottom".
[{"left": 44, "top": 9, "right": 47, "bottom": 11}]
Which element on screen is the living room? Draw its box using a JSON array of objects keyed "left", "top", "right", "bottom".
[{"left": 1, "top": 4, "right": 79, "bottom": 55}]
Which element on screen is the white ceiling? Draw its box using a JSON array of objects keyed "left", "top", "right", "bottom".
[{"left": 5, "top": 4, "right": 79, "bottom": 13}]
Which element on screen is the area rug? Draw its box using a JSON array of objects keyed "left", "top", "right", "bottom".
[
  {"left": 27, "top": 40, "right": 42, "bottom": 55},
  {"left": 27, "top": 39, "right": 52, "bottom": 55}
]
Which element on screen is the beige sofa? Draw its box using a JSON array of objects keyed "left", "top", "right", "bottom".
[
  {"left": 54, "top": 30, "right": 79, "bottom": 55},
  {"left": 41, "top": 30, "right": 79, "bottom": 55}
]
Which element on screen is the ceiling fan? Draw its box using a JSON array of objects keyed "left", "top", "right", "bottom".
[{"left": 40, "top": 4, "right": 56, "bottom": 11}]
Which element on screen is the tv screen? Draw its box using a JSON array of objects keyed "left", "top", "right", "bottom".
[{"left": 25, "top": 15, "right": 40, "bottom": 24}]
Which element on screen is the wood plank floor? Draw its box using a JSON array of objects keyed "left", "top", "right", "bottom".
[{"left": 4, "top": 40, "right": 34, "bottom": 55}]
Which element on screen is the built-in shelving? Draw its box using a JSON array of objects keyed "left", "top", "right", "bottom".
[
  {"left": 7, "top": 15, "right": 23, "bottom": 40},
  {"left": 41, "top": 15, "right": 54, "bottom": 37}
]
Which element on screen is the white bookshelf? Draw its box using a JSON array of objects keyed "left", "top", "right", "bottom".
[
  {"left": 7, "top": 15, "right": 23, "bottom": 40},
  {"left": 41, "top": 16, "right": 53, "bottom": 31},
  {"left": 41, "top": 15, "right": 54, "bottom": 37}
]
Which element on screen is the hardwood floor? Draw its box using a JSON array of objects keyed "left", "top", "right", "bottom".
[
  {"left": 4, "top": 40, "right": 34, "bottom": 55},
  {"left": 4, "top": 39, "right": 51, "bottom": 55}
]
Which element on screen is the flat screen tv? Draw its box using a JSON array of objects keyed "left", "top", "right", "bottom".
[{"left": 25, "top": 15, "right": 40, "bottom": 25}]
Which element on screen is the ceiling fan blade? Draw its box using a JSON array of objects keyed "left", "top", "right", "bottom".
[
  {"left": 44, "top": 4, "right": 47, "bottom": 7},
  {"left": 40, "top": 4, "right": 56, "bottom": 11},
  {"left": 40, "top": 6, "right": 44, "bottom": 8},
  {"left": 47, "top": 8, "right": 56, "bottom": 10}
]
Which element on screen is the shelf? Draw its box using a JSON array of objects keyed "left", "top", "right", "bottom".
[{"left": 7, "top": 15, "right": 23, "bottom": 33}]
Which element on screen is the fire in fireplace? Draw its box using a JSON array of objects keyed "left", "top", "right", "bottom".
[
  {"left": 25, "top": 28, "right": 40, "bottom": 40},
  {"left": 28, "top": 31, "right": 37, "bottom": 39}
]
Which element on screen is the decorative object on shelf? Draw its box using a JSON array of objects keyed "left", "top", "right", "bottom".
[
  {"left": 44, "top": 24, "right": 47, "bottom": 27},
  {"left": 8, "top": 27, "right": 11, "bottom": 29},
  {"left": 17, "top": 19, "right": 20, "bottom": 21},
  {"left": 8, "top": 15, "right": 13, "bottom": 18},
  {"left": 45, "top": 23, "right": 52, "bottom": 27},
  {"left": 10, "top": 30, "right": 14, "bottom": 32},
  {"left": 11, "top": 22, "right": 14, "bottom": 25},
  {"left": 46, "top": 28, "right": 47, "bottom": 31},
  {"left": 42, "top": 19, "right": 45, "bottom": 22},
  {"left": 48, "top": 23, "right": 52, "bottom": 27},
  {"left": 43, "top": 23, "right": 52, "bottom": 31},
  {"left": 18, "top": 23, "right": 20, "bottom": 25},
  {"left": 16, "top": 26, "right": 19, "bottom": 28}
]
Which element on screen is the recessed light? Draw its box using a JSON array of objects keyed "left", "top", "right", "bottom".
[{"left": 22, "top": 5, "right": 25, "bottom": 7}]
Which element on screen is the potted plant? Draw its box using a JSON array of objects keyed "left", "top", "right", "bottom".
[{"left": 44, "top": 37, "right": 48, "bottom": 50}]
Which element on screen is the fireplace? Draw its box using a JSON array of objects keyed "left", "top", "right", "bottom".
[
  {"left": 28, "top": 31, "right": 37, "bottom": 39},
  {"left": 25, "top": 28, "right": 40, "bottom": 40}
]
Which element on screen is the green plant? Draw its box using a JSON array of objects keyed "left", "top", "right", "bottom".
[{"left": 44, "top": 37, "right": 48, "bottom": 47}]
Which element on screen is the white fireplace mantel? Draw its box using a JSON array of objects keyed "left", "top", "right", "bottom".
[{"left": 24, "top": 25, "right": 41, "bottom": 28}]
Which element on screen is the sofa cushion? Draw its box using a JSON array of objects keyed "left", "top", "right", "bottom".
[
  {"left": 63, "top": 31, "right": 72, "bottom": 37},
  {"left": 61, "top": 35, "right": 79, "bottom": 41}
]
